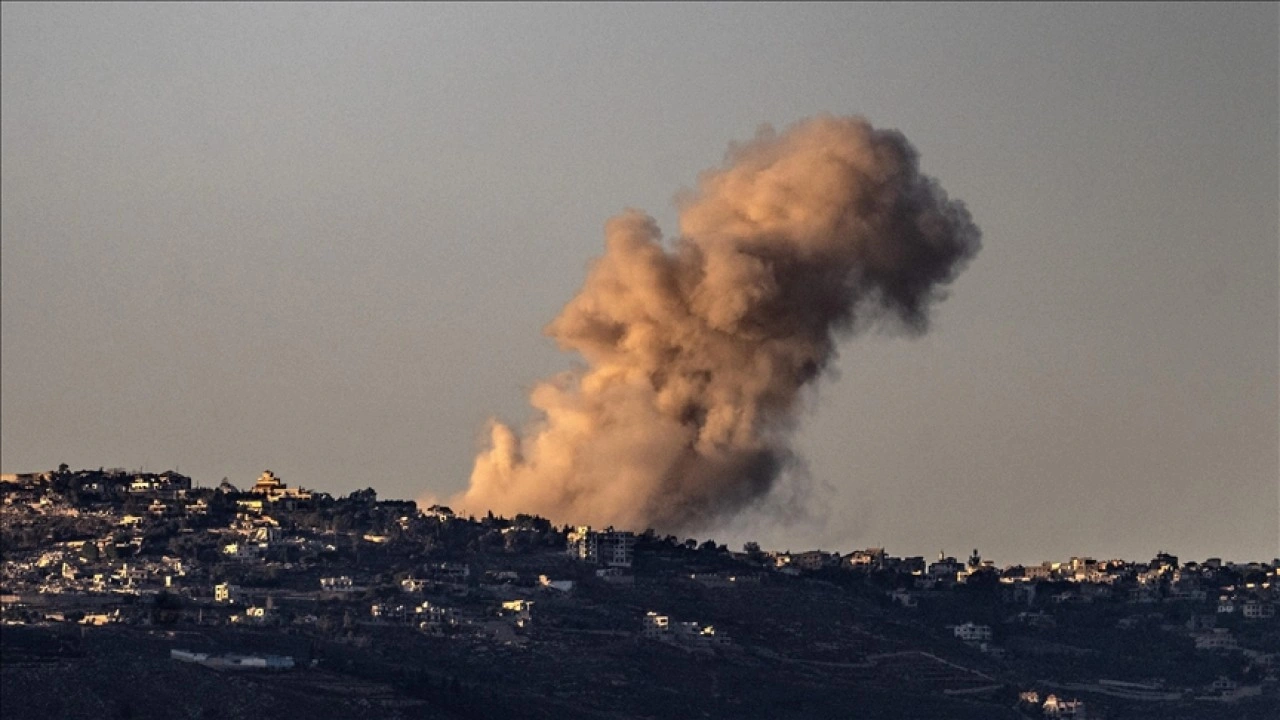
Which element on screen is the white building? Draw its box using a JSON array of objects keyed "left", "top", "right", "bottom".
[
  {"left": 1243, "top": 601, "right": 1275, "bottom": 619},
  {"left": 954, "top": 622, "right": 993, "bottom": 643}
]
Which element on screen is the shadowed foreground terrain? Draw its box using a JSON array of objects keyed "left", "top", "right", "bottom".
[{"left": 1, "top": 621, "right": 1022, "bottom": 720}]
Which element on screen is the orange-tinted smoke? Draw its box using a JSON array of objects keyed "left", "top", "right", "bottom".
[{"left": 443, "top": 115, "right": 980, "bottom": 533}]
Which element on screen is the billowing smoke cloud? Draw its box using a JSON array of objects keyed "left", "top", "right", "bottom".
[{"left": 446, "top": 115, "right": 980, "bottom": 533}]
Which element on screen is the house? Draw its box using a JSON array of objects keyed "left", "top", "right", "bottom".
[
  {"left": 596, "top": 567, "right": 635, "bottom": 585},
  {"left": 929, "top": 553, "right": 965, "bottom": 583},
  {"left": 1015, "top": 611, "right": 1055, "bottom": 628},
  {"left": 80, "top": 611, "right": 119, "bottom": 626},
  {"left": 790, "top": 550, "right": 839, "bottom": 571},
  {"left": 642, "top": 612, "right": 728, "bottom": 649},
  {"left": 248, "top": 470, "right": 312, "bottom": 505},
  {"left": 642, "top": 611, "right": 669, "bottom": 639},
  {"left": 1042, "top": 694, "right": 1086, "bottom": 718},
  {"left": 215, "top": 583, "right": 243, "bottom": 604},
  {"left": 244, "top": 605, "right": 278, "bottom": 624},
  {"left": 1243, "top": 601, "right": 1275, "bottom": 619},
  {"left": 500, "top": 599, "right": 533, "bottom": 628},
  {"left": 1208, "top": 676, "right": 1238, "bottom": 694},
  {"left": 888, "top": 590, "right": 917, "bottom": 608},
  {"left": 249, "top": 470, "right": 283, "bottom": 496},
  {"left": 538, "top": 575, "right": 574, "bottom": 593},
  {"left": 416, "top": 601, "right": 461, "bottom": 633},
  {"left": 1194, "top": 628, "right": 1239, "bottom": 651},
  {"left": 427, "top": 563, "right": 470, "bottom": 584},
  {"left": 371, "top": 603, "right": 410, "bottom": 621},
  {"left": 1024, "top": 563, "right": 1056, "bottom": 581},
  {"left": 954, "top": 622, "right": 993, "bottom": 643},
  {"left": 899, "top": 557, "right": 926, "bottom": 576},
  {"left": 848, "top": 547, "right": 887, "bottom": 570},
  {"left": 401, "top": 577, "right": 429, "bottom": 593},
  {"left": 222, "top": 543, "right": 260, "bottom": 561}
]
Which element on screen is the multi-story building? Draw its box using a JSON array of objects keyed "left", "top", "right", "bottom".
[
  {"left": 214, "top": 582, "right": 242, "bottom": 603},
  {"left": 567, "top": 526, "right": 636, "bottom": 568},
  {"left": 954, "top": 622, "right": 993, "bottom": 643},
  {"left": 642, "top": 611, "right": 669, "bottom": 639},
  {"left": 1243, "top": 601, "right": 1275, "bottom": 619},
  {"left": 1194, "top": 628, "right": 1239, "bottom": 651}
]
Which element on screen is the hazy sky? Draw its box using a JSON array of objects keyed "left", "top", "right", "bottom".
[{"left": 3, "top": 3, "right": 1276, "bottom": 565}]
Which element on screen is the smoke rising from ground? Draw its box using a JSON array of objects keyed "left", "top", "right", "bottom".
[{"left": 445, "top": 115, "right": 980, "bottom": 533}]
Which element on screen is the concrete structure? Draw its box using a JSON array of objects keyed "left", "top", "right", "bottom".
[
  {"left": 567, "top": 526, "right": 636, "bottom": 568},
  {"left": 249, "top": 470, "right": 312, "bottom": 503},
  {"left": 642, "top": 611, "right": 669, "bottom": 639},
  {"left": 954, "top": 622, "right": 993, "bottom": 643},
  {"left": 214, "top": 583, "right": 242, "bottom": 603},
  {"left": 1194, "top": 628, "right": 1239, "bottom": 651},
  {"left": 1243, "top": 601, "right": 1275, "bottom": 619}
]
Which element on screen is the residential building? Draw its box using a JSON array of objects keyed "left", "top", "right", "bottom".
[
  {"left": 1194, "top": 628, "right": 1239, "bottom": 651},
  {"left": 642, "top": 611, "right": 669, "bottom": 639},
  {"left": 848, "top": 547, "right": 887, "bottom": 569},
  {"left": 215, "top": 583, "right": 243, "bottom": 604},
  {"left": 1243, "top": 601, "right": 1275, "bottom": 619},
  {"left": 567, "top": 526, "right": 636, "bottom": 568},
  {"left": 401, "top": 577, "right": 429, "bottom": 593},
  {"left": 954, "top": 622, "right": 993, "bottom": 643},
  {"left": 1042, "top": 695, "right": 1087, "bottom": 718},
  {"left": 320, "top": 576, "right": 355, "bottom": 592}
]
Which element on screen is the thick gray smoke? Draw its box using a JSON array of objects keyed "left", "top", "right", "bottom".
[{"left": 444, "top": 115, "right": 980, "bottom": 533}]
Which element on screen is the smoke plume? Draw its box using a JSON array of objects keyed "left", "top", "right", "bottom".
[{"left": 447, "top": 115, "right": 980, "bottom": 533}]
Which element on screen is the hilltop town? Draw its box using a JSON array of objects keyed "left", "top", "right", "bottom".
[{"left": 1, "top": 466, "right": 1277, "bottom": 720}]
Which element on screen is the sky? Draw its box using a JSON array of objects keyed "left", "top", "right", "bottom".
[{"left": 2, "top": 3, "right": 1276, "bottom": 565}]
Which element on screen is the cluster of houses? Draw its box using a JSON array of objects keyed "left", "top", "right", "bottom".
[
  {"left": 641, "top": 610, "right": 729, "bottom": 650},
  {"left": 1019, "top": 691, "right": 1088, "bottom": 718},
  {"left": 2, "top": 466, "right": 1278, "bottom": 717}
]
